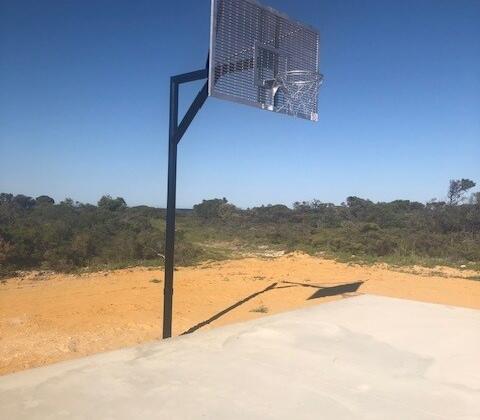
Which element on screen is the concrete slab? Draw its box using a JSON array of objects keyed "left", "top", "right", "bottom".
[{"left": 1, "top": 295, "right": 479, "bottom": 419}]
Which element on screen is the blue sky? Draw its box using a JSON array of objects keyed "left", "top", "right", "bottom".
[{"left": 1, "top": 0, "right": 479, "bottom": 208}]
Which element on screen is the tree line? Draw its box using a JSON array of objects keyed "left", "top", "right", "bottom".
[
  {"left": 0, "top": 179, "right": 479, "bottom": 277},
  {"left": 0, "top": 194, "right": 202, "bottom": 276},
  {"left": 192, "top": 179, "right": 480, "bottom": 264}
]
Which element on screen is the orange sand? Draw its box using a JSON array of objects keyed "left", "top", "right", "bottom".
[{"left": 1, "top": 253, "right": 479, "bottom": 375}]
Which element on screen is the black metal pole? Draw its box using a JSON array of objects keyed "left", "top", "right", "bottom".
[
  {"left": 163, "top": 77, "right": 179, "bottom": 339},
  {"left": 163, "top": 67, "right": 209, "bottom": 339}
]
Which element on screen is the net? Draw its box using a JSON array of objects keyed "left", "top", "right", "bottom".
[{"left": 273, "top": 70, "right": 323, "bottom": 122}]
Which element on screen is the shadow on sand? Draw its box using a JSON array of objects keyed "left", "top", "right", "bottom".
[
  {"left": 282, "top": 280, "right": 364, "bottom": 300},
  {"left": 181, "top": 280, "right": 364, "bottom": 335},
  {"left": 182, "top": 282, "right": 283, "bottom": 335}
]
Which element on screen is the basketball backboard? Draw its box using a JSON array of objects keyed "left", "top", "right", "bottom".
[{"left": 209, "top": 0, "right": 321, "bottom": 121}]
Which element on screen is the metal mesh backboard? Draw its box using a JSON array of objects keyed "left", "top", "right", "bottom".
[{"left": 209, "top": 0, "right": 320, "bottom": 121}]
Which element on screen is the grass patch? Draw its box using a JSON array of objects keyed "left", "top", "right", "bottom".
[
  {"left": 326, "top": 252, "right": 480, "bottom": 271},
  {"left": 250, "top": 305, "right": 269, "bottom": 314}
]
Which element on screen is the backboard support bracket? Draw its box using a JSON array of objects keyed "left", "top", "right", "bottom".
[{"left": 163, "top": 61, "right": 209, "bottom": 339}]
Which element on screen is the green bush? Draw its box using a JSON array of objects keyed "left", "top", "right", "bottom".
[{"left": 1, "top": 185, "right": 479, "bottom": 276}]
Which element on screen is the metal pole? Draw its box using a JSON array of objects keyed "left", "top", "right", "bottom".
[
  {"left": 162, "top": 67, "right": 209, "bottom": 339},
  {"left": 163, "top": 77, "right": 179, "bottom": 339}
]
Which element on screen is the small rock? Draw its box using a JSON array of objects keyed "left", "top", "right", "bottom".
[{"left": 68, "top": 338, "right": 78, "bottom": 353}]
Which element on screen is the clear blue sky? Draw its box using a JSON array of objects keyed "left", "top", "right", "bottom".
[{"left": 1, "top": 0, "right": 479, "bottom": 208}]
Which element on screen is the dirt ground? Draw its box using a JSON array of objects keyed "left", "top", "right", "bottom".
[{"left": 1, "top": 253, "right": 480, "bottom": 376}]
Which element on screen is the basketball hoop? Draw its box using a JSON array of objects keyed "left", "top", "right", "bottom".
[
  {"left": 210, "top": 0, "right": 322, "bottom": 122},
  {"left": 273, "top": 70, "right": 324, "bottom": 122},
  {"left": 164, "top": 0, "right": 324, "bottom": 339}
]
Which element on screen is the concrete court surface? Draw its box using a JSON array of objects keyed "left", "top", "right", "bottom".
[{"left": 1, "top": 295, "right": 479, "bottom": 419}]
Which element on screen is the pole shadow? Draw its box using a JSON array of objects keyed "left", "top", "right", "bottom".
[
  {"left": 181, "top": 280, "right": 364, "bottom": 335},
  {"left": 181, "top": 282, "right": 283, "bottom": 335}
]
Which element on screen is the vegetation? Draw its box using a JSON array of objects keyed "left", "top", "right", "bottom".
[
  {"left": 0, "top": 194, "right": 204, "bottom": 276},
  {"left": 1, "top": 179, "right": 479, "bottom": 277},
  {"left": 250, "top": 305, "right": 269, "bottom": 314}
]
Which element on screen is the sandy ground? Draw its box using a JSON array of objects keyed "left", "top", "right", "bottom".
[{"left": 1, "top": 253, "right": 480, "bottom": 376}]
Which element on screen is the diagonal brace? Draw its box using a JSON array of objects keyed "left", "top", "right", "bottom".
[{"left": 176, "top": 80, "right": 209, "bottom": 145}]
